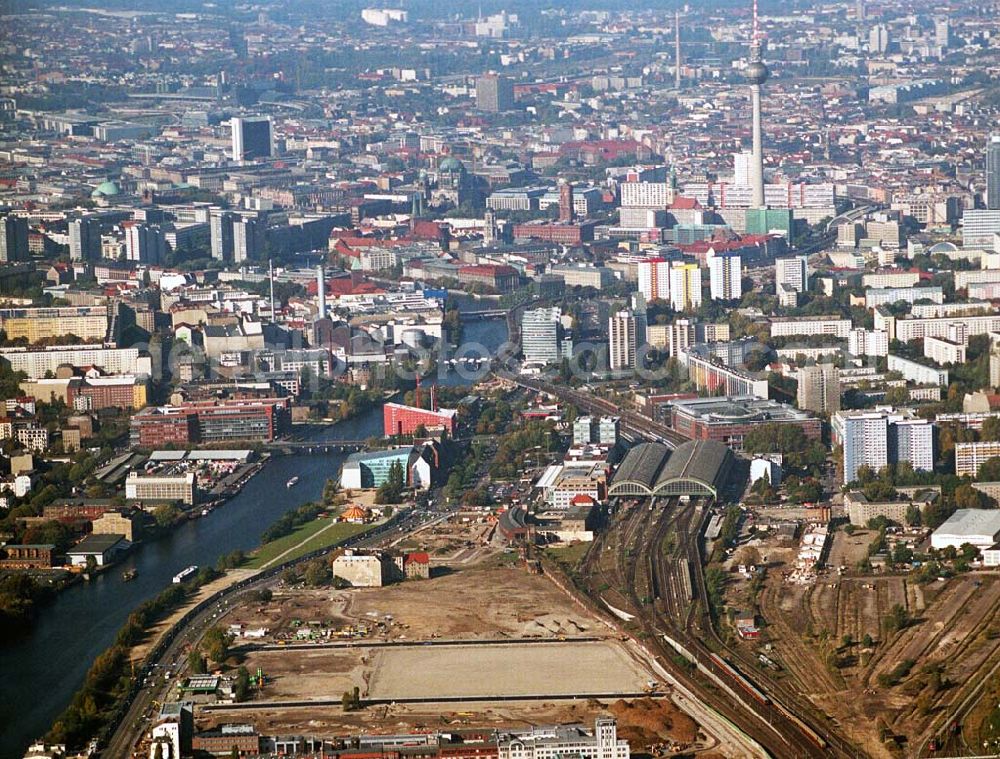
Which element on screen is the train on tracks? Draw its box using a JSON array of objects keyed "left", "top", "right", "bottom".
[
  {"left": 708, "top": 653, "right": 828, "bottom": 750},
  {"left": 708, "top": 653, "right": 770, "bottom": 705}
]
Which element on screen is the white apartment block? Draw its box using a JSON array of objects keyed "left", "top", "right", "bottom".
[
  {"left": 954, "top": 269, "right": 1000, "bottom": 290},
  {"left": 834, "top": 409, "right": 934, "bottom": 484},
  {"left": 893, "top": 418, "right": 935, "bottom": 473},
  {"left": 0, "top": 346, "right": 152, "bottom": 379},
  {"left": 833, "top": 411, "right": 889, "bottom": 484},
  {"left": 708, "top": 252, "right": 741, "bottom": 300},
  {"left": 866, "top": 219, "right": 902, "bottom": 249},
  {"left": 359, "top": 247, "right": 400, "bottom": 272},
  {"left": 15, "top": 426, "right": 50, "bottom": 452},
  {"left": 682, "top": 182, "right": 835, "bottom": 210},
  {"left": 864, "top": 286, "right": 944, "bottom": 309},
  {"left": 967, "top": 281, "right": 1000, "bottom": 300},
  {"left": 887, "top": 354, "right": 949, "bottom": 386},
  {"left": 862, "top": 271, "right": 921, "bottom": 288},
  {"left": 775, "top": 255, "right": 808, "bottom": 293},
  {"left": 126, "top": 472, "right": 197, "bottom": 505},
  {"left": 608, "top": 310, "right": 637, "bottom": 371},
  {"left": 878, "top": 312, "right": 1000, "bottom": 343},
  {"left": 619, "top": 207, "right": 666, "bottom": 229},
  {"left": 498, "top": 719, "right": 629, "bottom": 759},
  {"left": 620, "top": 182, "right": 672, "bottom": 208},
  {"left": 848, "top": 328, "right": 889, "bottom": 357},
  {"left": 667, "top": 318, "right": 696, "bottom": 358},
  {"left": 770, "top": 316, "right": 852, "bottom": 339},
  {"left": 962, "top": 210, "right": 1000, "bottom": 247},
  {"left": 923, "top": 336, "right": 966, "bottom": 366}
]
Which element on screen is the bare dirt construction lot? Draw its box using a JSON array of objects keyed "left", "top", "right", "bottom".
[
  {"left": 366, "top": 641, "right": 650, "bottom": 700},
  {"left": 201, "top": 556, "right": 716, "bottom": 754},
  {"left": 228, "top": 558, "right": 601, "bottom": 644},
  {"left": 233, "top": 560, "right": 647, "bottom": 703}
]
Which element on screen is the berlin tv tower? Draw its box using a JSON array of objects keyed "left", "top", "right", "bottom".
[{"left": 746, "top": 0, "right": 769, "bottom": 209}]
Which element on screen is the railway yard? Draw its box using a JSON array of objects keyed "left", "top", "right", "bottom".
[
  {"left": 574, "top": 498, "right": 847, "bottom": 758},
  {"left": 714, "top": 518, "right": 1000, "bottom": 756}
]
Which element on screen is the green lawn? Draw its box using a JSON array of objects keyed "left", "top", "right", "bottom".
[
  {"left": 246, "top": 518, "right": 371, "bottom": 569},
  {"left": 544, "top": 541, "right": 591, "bottom": 570}
]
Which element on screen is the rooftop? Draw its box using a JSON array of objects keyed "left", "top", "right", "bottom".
[
  {"left": 933, "top": 509, "right": 1000, "bottom": 538},
  {"left": 670, "top": 395, "right": 814, "bottom": 424},
  {"left": 66, "top": 533, "right": 126, "bottom": 554}
]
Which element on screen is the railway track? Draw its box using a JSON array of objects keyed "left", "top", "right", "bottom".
[{"left": 581, "top": 499, "right": 841, "bottom": 756}]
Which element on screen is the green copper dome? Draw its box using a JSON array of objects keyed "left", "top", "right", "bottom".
[
  {"left": 438, "top": 156, "right": 464, "bottom": 172},
  {"left": 91, "top": 180, "right": 121, "bottom": 197}
]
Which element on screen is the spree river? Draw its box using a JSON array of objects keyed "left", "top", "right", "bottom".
[{"left": 0, "top": 317, "right": 507, "bottom": 758}]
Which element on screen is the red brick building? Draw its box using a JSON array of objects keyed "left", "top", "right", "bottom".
[
  {"left": 130, "top": 397, "right": 291, "bottom": 447},
  {"left": 43, "top": 501, "right": 115, "bottom": 522},
  {"left": 192, "top": 725, "right": 260, "bottom": 755},
  {"left": 456, "top": 264, "right": 519, "bottom": 293},
  {"left": 0, "top": 544, "right": 55, "bottom": 569},
  {"left": 512, "top": 221, "right": 596, "bottom": 245},
  {"left": 383, "top": 402, "right": 457, "bottom": 437},
  {"left": 130, "top": 406, "right": 198, "bottom": 448}
]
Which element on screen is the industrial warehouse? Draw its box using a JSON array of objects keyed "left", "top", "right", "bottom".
[{"left": 607, "top": 440, "right": 735, "bottom": 499}]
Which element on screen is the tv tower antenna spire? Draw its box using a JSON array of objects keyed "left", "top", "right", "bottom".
[{"left": 745, "top": 0, "right": 769, "bottom": 209}]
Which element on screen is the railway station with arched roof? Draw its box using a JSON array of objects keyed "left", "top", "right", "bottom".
[{"left": 608, "top": 439, "right": 734, "bottom": 499}]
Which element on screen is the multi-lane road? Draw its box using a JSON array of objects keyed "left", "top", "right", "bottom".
[{"left": 101, "top": 509, "right": 429, "bottom": 759}]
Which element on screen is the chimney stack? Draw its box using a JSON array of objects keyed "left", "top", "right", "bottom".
[{"left": 317, "top": 264, "right": 327, "bottom": 320}]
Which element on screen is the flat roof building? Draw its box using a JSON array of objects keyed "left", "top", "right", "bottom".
[
  {"left": 669, "top": 395, "right": 821, "bottom": 450},
  {"left": 931, "top": 509, "right": 1000, "bottom": 550}
]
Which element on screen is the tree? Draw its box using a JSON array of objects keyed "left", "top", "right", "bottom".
[
  {"left": 954, "top": 484, "right": 989, "bottom": 510},
  {"left": 862, "top": 633, "right": 874, "bottom": 648},
  {"left": 303, "top": 559, "right": 330, "bottom": 587},
  {"left": 84, "top": 555, "right": 97, "bottom": 575},
  {"left": 153, "top": 503, "right": 182, "bottom": 528},
  {"left": 884, "top": 603, "right": 910, "bottom": 635},
  {"left": 960, "top": 542, "right": 980, "bottom": 561},
  {"left": 153, "top": 742, "right": 164, "bottom": 759},
  {"left": 734, "top": 546, "right": 762, "bottom": 567},
  {"left": 187, "top": 649, "right": 206, "bottom": 675},
  {"left": 201, "top": 626, "right": 232, "bottom": 664},
  {"left": 905, "top": 504, "right": 922, "bottom": 527},
  {"left": 234, "top": 665, "right": 251, "bottom": 702},
  {"left": 375, "top": 461, "right": 406, "bottom": 505},
  {"left": 21, "top": 521, "right": 74, "bottom": 553},
  {"left": 978, "top": 456, "right": 1000, "bottom": 482},
  {"left": 982, "top": 417, "right": 1000, "bottom": 442},
  {"left": 892, "top": 544, "right": 913, "bottom": 566}
]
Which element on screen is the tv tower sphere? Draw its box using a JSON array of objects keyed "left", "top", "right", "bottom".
[{"left": 745, "top": 59, "right": 769, "bottom": 85}]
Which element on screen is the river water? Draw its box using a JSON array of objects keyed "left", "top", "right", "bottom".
[{"left": 0, "top": 317, "right": 507, "bottom": 757}]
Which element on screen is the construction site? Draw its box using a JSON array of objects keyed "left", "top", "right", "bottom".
[{"left": 198, "top": 553, "right": 722, "bottom": 756}]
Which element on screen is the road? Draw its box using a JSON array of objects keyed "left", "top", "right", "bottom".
[{"left": 101, "top": 510, "right": 427, "bottom": 759}]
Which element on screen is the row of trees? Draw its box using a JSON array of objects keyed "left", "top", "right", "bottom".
[{"left": 742, "top": 423, "right": 827, "bottom": 471}]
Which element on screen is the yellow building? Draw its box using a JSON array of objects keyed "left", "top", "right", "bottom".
[{"left": 0, "top": 306, "right": 110, "bottom": 343}]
